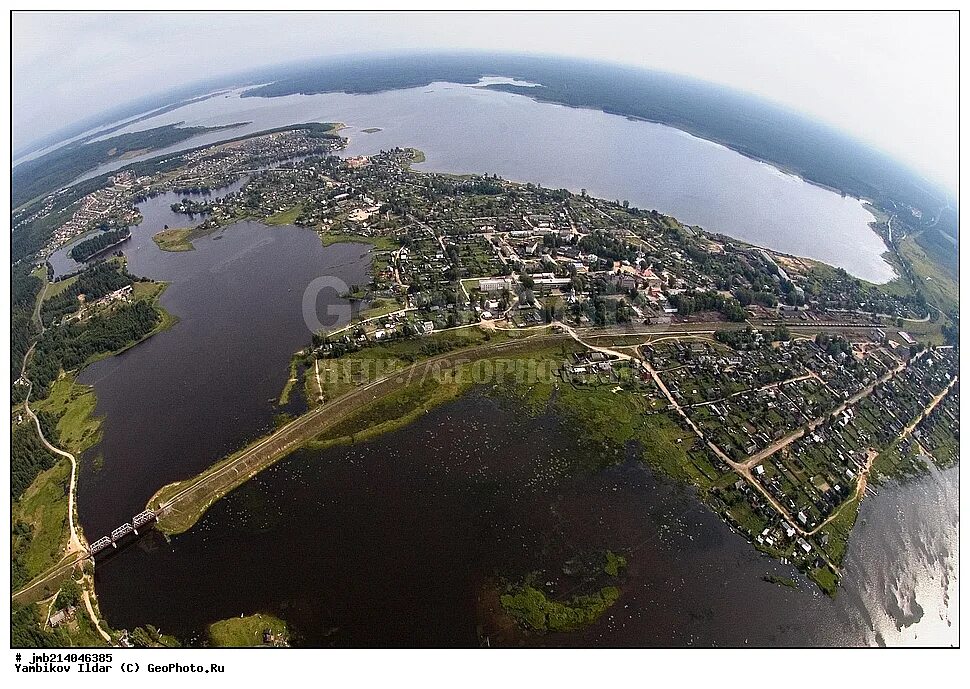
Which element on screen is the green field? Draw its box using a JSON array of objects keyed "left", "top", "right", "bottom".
[
  {"left": 33, "top": 376, "right": 101, "bottom": 455},
  {"left": 12, "top": 461, "right": 71, "bottom": 587},
  {"left": 263, "top": 204, "right": 303, "bottom": 226},
  {"left": 207, "top": 613, "right": 289, "bottom": 647},
  {"left": 320, "top": 232, "right": 400, "bottom": 250},
  {"left": 44, "top": 275, "right": 79, "bottom": 301},
  {"left": 356, "top": 297, "right": 404, "bottom": 321},
  {"left": 898, "top": 233, "right": 959, "bottom": 315},
  {"left": 152, "top": 227, "right": 196, "bottom": 252}
]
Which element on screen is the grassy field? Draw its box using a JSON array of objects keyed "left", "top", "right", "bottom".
[
  {"left": 819, "top": 493, "right": 862, "bottom": 567},
  {"left": 152, "top": 227, "right": 196, "bottom": 252},
  {"left": 33, "top": 376, "right": 102, "bottom": 455},
  {"left": 44, "top": 275, "right": 79, "bottom": 302},
  {"left": 208, "top": 613, "right": 288, "bottom": 647},
  {"left": 320, "top": 232, "right": 400, "bottom": 250},
  {"left": 262, "top": 204, "right": 303, "bottom": 226},
  {"left": 356, "top": 297, "right": 405, "bottom": 321},
  {"left": 12, "top": 461, "right": 71, "bottom": 586},
  {"left": 897, "top": 232, "right": 959, "bottom": 315},
  {"left": 315, "top": 327, "right": 526, "bottom": 401},
  {"left": 307, "top": 373, "right": 469, "bottom": 451},
  {"left": 133, "top": 280, "right": 179, "bottom": 332},
  {"left": 277, "top": 358, "right": 299, "bottom": 406}
]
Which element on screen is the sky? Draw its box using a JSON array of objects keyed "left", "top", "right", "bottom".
[{"left": 11, "top": 11, "right": 959, "bottom": 191}]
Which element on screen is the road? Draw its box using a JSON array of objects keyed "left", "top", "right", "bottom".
[
  {"left": 560, "top": 322, "right": 632, "bottom": 361},
  {"left": 18, "top": 331, "right": 83, "bottom": 556},
  {"left": 23, "top": 388, "right": 83, "bottom": 554},
  {"left": 636, "top": 339, "right": 932, "bottom": 554}
]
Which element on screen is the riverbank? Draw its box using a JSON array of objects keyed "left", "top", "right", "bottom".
[{"left": 11, "top": 265, "right": 177, "bottom": 645}]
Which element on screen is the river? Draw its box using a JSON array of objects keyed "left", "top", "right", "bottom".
[
  {"left": 59, "top": 79, "right": 893, "bottom": 283},
  {"left": 92, "top": 390, "right": 958, "bottom": 647},
  {"left": 74, "top": 188, "right": 370, "bottom": 538}
]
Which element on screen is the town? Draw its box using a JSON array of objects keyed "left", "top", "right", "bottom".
[{"left": 17, "top": 129, "right": 959, "bottom": 597}]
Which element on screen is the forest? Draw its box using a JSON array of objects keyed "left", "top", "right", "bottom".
[
  {"left": 11, "top": 264, "right": 43, "bottom": 385},
  {"left": 28, "top": 300, "right": 162, "bottom": 392},
  {"left": 41, "top": 261, "right": 135, "bottom": 325}
]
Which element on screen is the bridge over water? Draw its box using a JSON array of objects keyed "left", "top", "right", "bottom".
[{"left": 87, "top": 510, "right": 157, "bottom": 556}]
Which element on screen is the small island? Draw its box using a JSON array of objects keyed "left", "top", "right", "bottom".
[
  {"left": 70, "top": 227, "right": 131, "bottom": 261},
  {"left": 152, "top": 227, "right": 197, "bottom": 252},
  {"left": 207, "top": 613, "right": 290, "bottom": 647}
]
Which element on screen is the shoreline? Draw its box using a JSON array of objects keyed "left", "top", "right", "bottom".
[{"left": 35, "top": 112, "right": 891, "bottom": 284}]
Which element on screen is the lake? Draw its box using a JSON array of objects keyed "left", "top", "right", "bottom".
[{"left": 64, "top": 80, "right": 894, "bottom": 283}]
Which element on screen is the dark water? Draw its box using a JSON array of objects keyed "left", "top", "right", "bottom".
[
  {"left": 75, "top": 190, "right": 371, "bottom": 538},
  {"left": 93, "top": 391, "right": 958, "bottom": 646},
  {"left": 56, "top": 81, "right": 892, "bottom": 282}
]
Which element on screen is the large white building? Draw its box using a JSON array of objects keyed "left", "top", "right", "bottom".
[{"left": 478, "top": 277, "right": 513, "bottom": 293}]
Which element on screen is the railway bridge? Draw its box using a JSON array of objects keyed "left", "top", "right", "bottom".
[{"left": 87, "top": 510, "right": 157, "bottom": 556}]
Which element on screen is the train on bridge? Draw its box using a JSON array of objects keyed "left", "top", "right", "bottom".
[{"left": 87, "top": 510, "right": 156, "bottom": 556}]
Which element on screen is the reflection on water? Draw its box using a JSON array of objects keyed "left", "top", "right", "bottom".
[
  {"left": 94, "top": 391, "right": 957, "bottom": 647},
  {"left": 68, "top": 82, "right": 893, "bottom": 282}
]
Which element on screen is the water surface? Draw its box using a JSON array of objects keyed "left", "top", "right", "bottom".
[
  {"left": 76, "top": 189, "right": 371, "bottom": 537},
  {"left": 94, "top": 391, "right": 958, "bottom": 647},
  {"left": 66, "top": 82, "right": 893, "bottom": 282}
]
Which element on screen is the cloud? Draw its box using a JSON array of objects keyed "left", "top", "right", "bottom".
[{"left": 11, "top": 11, "right": 958, "bottom": 190}]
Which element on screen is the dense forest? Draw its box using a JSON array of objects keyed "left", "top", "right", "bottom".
[
  {"left": 41, "top": 261, "right": 135, "bottom": 325},
  {"left": 667, "top": 290, "right": 747, "bottom": 321},
  {"left": 11, "top": 605, "right": 71, "bottom": 646},
  {"left": 28, "top": 300, "right": 161, "bottom": 392},
  {"left": 69, "top": 228, "right": 130, "bottom": 262},
  {"left": 11, "top": 264, "right": 43, "bottom": 384}
]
